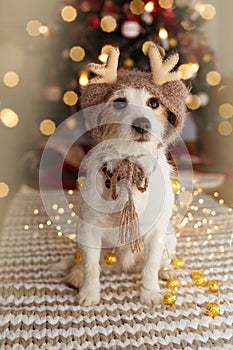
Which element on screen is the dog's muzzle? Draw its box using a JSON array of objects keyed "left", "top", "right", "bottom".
[{"left": 132, "top": 117, "right": 151, "bottom": 134}]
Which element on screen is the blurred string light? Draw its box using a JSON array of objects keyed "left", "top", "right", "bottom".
[
  {"left": 144, "top": 1, "right": 156, "bottom": 13},
  {"left": 195, "top": 3, "right": 216, "bottom": 20},
  {"left": 61, "top": 6, "right": 77, "bottom": 22},
  {"left": 218, "top": 121, "right": 233, "bottom": 136},
  {"left": 186, "top": 94, "right": 201, "bottom": 110},
  {"left": 130, "top": 0, "right": 145, "bottom": 15},
  {"left": 69, "top": 46, "right": 85, "bottom": 62},
  {"left": 206, "top": 71, "right": 221, "bottom": 86},
  {"left": 98, "top": 45, "right": 114, "bottom": 63},
  {"left": 159, "top": 0, "right": 173, "bottom": 9},
  {"left": 0, "top": 182, "right": 9, "bottom": 198},
  {"left": 40, "top": 119, "right": 56, "bottom": 136},
  {"left": 0, "top": 108, "right": 19, "bottom": 128},
  {"left": 63, "top": 90, "right": 78, "bottom": 106},
  {"left": 100, "top": 16, "right": 117, "bottom": 32},
  {"left": 219, "top": 103, "right": 233, "bottom": 119},
  {"left": 26, "top": 20, "right": 42, "bottom": 37},
  {"left": 178, "top": 63, "right": 199, "bottom": 80},
  {"left": 79, "top": 71, "right": 89, "bottom": 86},
  {"left": 3, "top": 71, "right": 19, "bottom": 87}
]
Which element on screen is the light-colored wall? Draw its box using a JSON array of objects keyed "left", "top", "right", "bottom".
[{"left": 204, "top": 0, "right": 233, "bottom": 77}]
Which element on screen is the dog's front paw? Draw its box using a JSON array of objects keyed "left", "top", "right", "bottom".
[
  {"left": 140, "top": 286, "right": 161, "bottom": 307},
  {"left": 65, "top": 264, "right": 83, "bottom": 289},
  {"left": 75, "top": 286, "right": 100, "bottom": 306}
]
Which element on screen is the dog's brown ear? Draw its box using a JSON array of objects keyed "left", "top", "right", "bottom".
[{"left": 88, "top": 47, "right": 120, "bottom": 84}]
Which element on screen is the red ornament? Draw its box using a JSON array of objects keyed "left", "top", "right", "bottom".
[{"left": 87, "top": 14, "right": 100, "bottom": 29}]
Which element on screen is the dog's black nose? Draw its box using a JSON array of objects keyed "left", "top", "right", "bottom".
[{"left": 132, "top": 117, "right": 151, "bottom": 134}]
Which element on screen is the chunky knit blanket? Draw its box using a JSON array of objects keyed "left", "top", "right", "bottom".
[{"left": 0, "top": 185, "right": 233, "bottom": 349}]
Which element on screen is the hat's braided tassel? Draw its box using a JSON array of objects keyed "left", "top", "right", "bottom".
[{"left": 111, "top": 159, "right": 148, "bottom": 253}]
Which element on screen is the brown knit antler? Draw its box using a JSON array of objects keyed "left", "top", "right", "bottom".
[
  {"left": 145, "top": 41, "right": 182, "bottom": 85},
  {"left": 88, "top": 47, "right": 120, "bottom": 84}
]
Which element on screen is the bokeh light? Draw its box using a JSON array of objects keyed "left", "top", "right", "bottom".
[
  {"left": 130, "top": 0, "right": 145, "bottom": 15},
  {"left": 3, "top": 71, "right": 19, "bottom": 87},
  {"left": 219, "top": 103, "right": 233, "bottom": 119},
  {"left": 61, "top": 6, "right": 77, "bottom": 22},
  {"left": 199, "top": 4, "right": 216, "bottom": 20},
  {"left": 40, "top": 119, "right": 56, "bottom": 136},
  {"left": 158, "top": 0, "right": 174, "bottom": 9},
  {"left": 0, "top": 182, "right": 9, "bottom": 198},
  {"left": 178, "top": 63, "right": 199, "bottom": 80},
  {"left": 101, "top": 45, "right": 114, "bottom": 55},
  {"left": 26, "top": 20, "right": 42, "bottom": 37},
  {"left": 158, "top": 28, "right": 168, "bottom": 40},
  {"left": 100, "top": 16, "right": 117, "bottom": 32},
  {"left": 206, "top": 71, "right": 221, "bottom": 86},
  {"left": 218, "top": 121, "right": 233, "bottom": 136},
  {"left": 0, "top": 108, "right": 19, "bottom": 128},
  {"left": 69, "top": 46, "right": 85, "bottom": 62},
  {"left": 79, "top": 71, "right": 89, "bottom": 86},
  {"left": 63, "top": 91, "right": 78, "bottom": 106},
  {"left": 186, "top": 94, "right": 201, "bottom": 110},
  {"left": 144, "top": 1, "right": 155, "bottom": 12}
]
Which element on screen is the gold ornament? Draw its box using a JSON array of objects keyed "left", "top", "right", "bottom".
[
  {"left": 76, "top": 176, "right": 86, "bottom": 190},
  {"left": 173, "top": 257, "right": 185, "bottom": 268},
  {"left": 74, "top": 251, "right": 82, "bottom": 263},
  {"left": 171, "top": 179, "right": 181, "bottom": 193},
  {"left": 206, "top": 302, "right": 220, "bottom": 317},
  {"left": 208, "top": 279, "right": 219, "bottom": 292},
  {"left": 167, "top": 277, "right": 181, "bottom": 290},
  {"left": 192, "top": 271, "right": 207, "bottom": 287},
  {"left": 163, "top": 292, "right": 177, "bottom": 305},
  {"left": 104, "top": 252, "right": 117, "bottom": 265}
]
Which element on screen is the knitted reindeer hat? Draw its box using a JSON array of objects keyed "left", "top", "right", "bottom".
[{"left": 81, "top": 42, "right": 189, "bottom": 142}]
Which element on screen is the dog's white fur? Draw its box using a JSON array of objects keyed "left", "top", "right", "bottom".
[{"left": 68, "top": 87, "right": 177, "bottom": 306}]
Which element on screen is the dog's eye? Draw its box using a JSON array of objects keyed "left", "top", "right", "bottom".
[
  {"left": 148, "top": 98, "right": 159, "bottom": 109},
  {"left": 113, "top": 98, "right": 127, "bottom": 110}
]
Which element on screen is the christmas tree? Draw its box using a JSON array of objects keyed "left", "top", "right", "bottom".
[{"left": 39, "top": 0, "right": 219, "bottom": 131}]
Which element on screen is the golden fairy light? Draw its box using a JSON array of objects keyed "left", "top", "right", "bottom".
[
  {"left": 124, "top": 57, "right": 134, "bottom": 68},
  {"left": 61, "top": 6, "right": 77, "bottom": 22},
  {"left": 0, "top": 182, "right": 9, "bottom": 198},
  {"left": 130, "top": 0, "right": 145, "bottom": 15},
  {"left": 40, "top": 119, "right": 56, "bottom": 136},
  {"left": 69, "top": 46, "right": 85, "bottom": 62},
  {"left": 181, "top": 20, "right": 195, "bottom": 31},
  {"left": 219, "top": 103, "right": 233, "bottom": 119},
  {"left": 98, "top": 53, "right": 108, "bottom": 63},
  {"left": 158, "top": 28, "right": 168, "bottom": 40},
  {"left": 186, "top": 94, "right": 201, "bottom": 110},
  {"left": 100, "top": 16, "right": 117, "bottom": 33},
  {"left": 206, "top": 71, "right": 221, "bottom": 86},
  {"left": 39, "top": 25, "right": 49, "bottom": 36},
  {"left": 3, "top": 71, "right": 19, "bottom": 87},
  {"left": 79, "top": 71, "right": 89, "bottom": 86},
  {"left": 63, "top": 91, "right": 78, "bottom": 106},
  {"left": 26, "top": 20, "right": 42, "bottom": 37},
  {"left": 144, "top": 1, "right": 155, "bottom": 12},
  {"left": 218, "top": 121, "right": 233, "bottom": 136},
  {"left": 199, "top": 4, "right": 216, "bottom": 20},
  {"left": 0, "top": 108, "right": 19, "bottom": 128},
  {"left": 159, "top": 0, "right": 173, "bottom": 9},
  {"left": 178, "top": 63, "right": 199, "bottom": 80},
  {"left": 101, "top": 45, "right": 114, "bottom": 54}
]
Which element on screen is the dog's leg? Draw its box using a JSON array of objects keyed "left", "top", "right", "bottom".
[
  {"left": 140, "top": 229, "right": 165, "bottom": 306},
  {"left": 118, "top": 245, "right": 144, "bottom": 273},
  {"left": 76, "top": 245, "right": 101, "bottom": 306}
]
